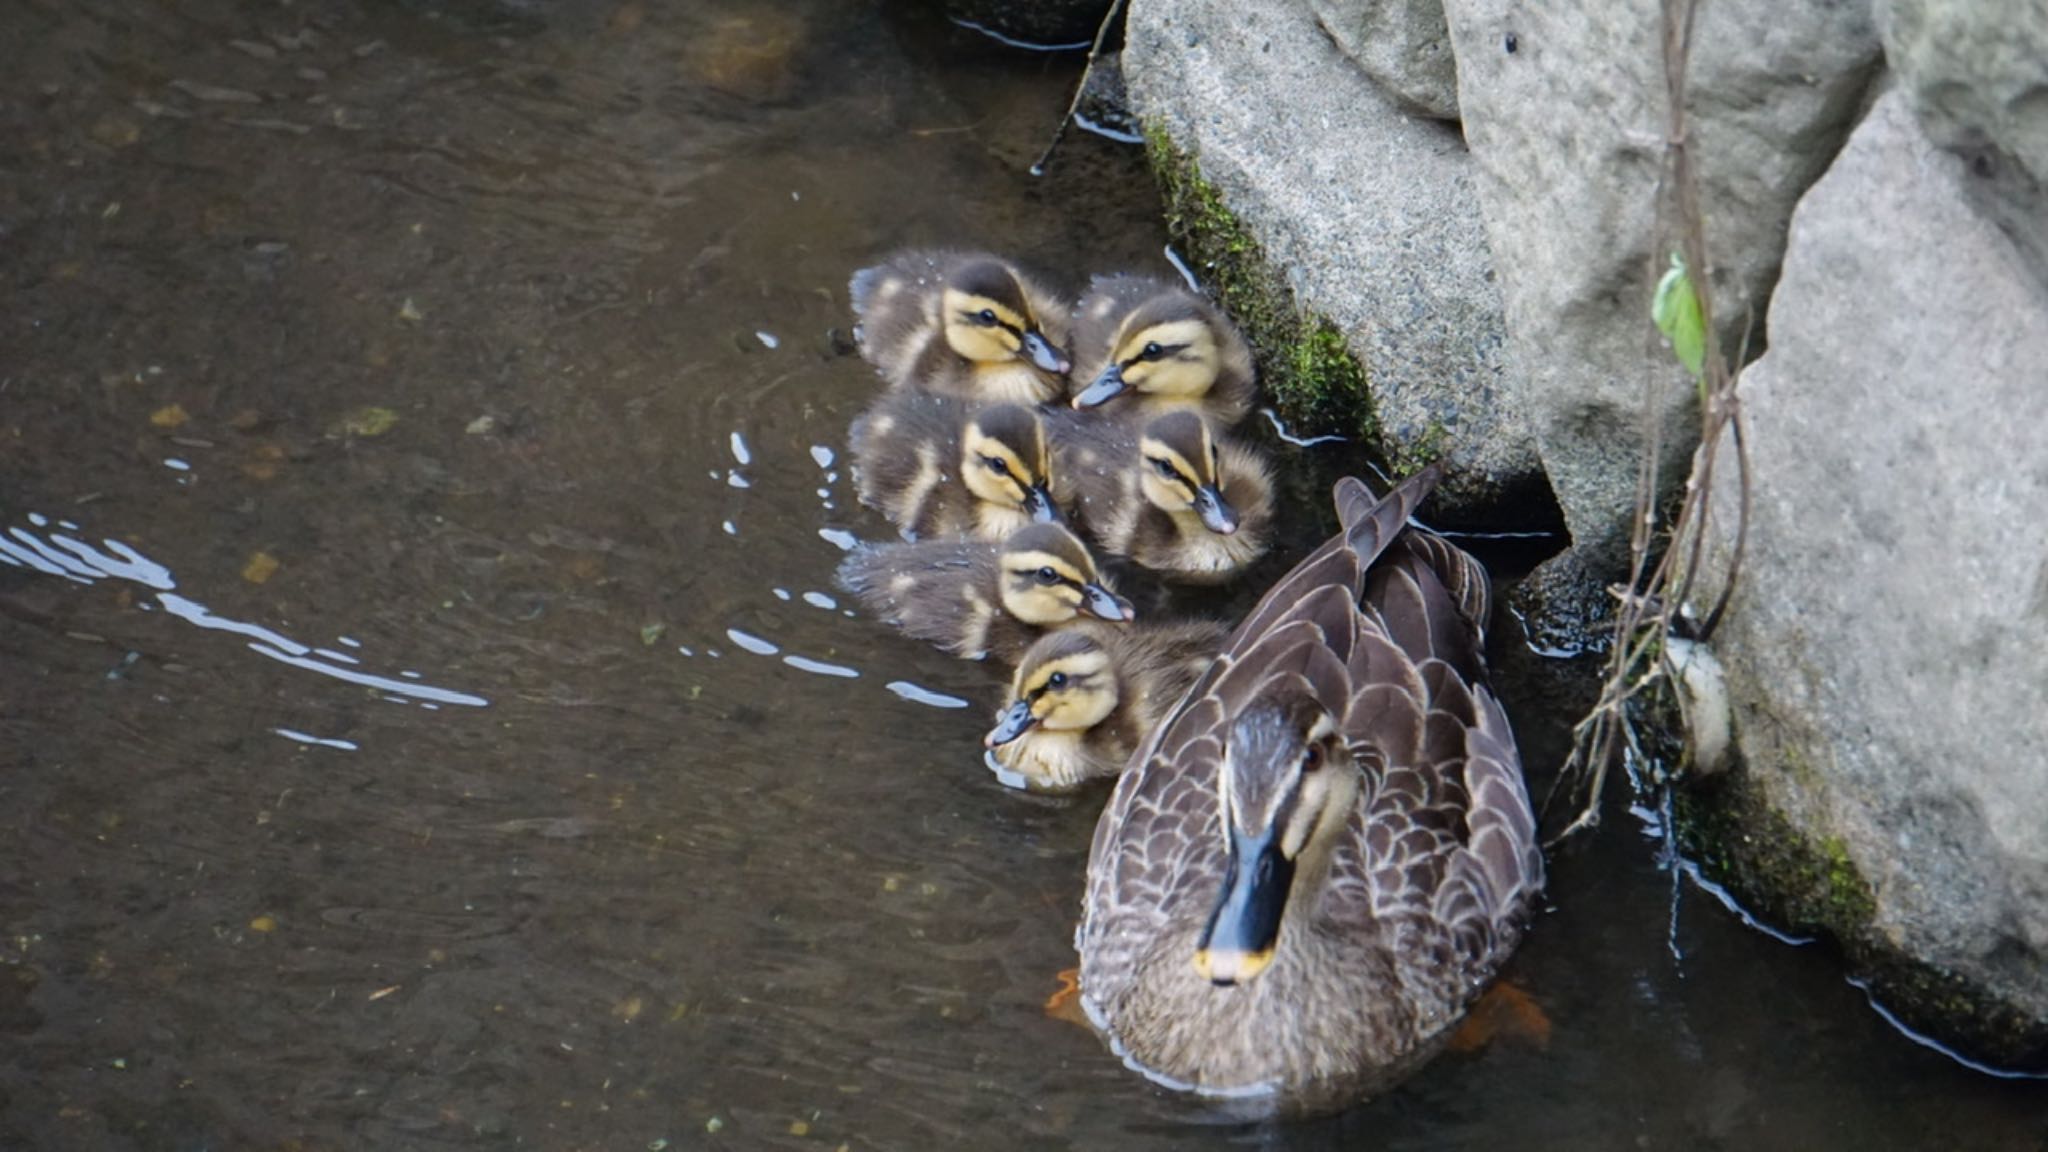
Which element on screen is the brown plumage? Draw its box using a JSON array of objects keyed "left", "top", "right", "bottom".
[
  {"left": 1068, "top": 275, "right": 1258, "bottom": 429},
  {"left": 984, "top": 618, "right": 1226, "bottom": 792},
  {"left": 834, "top": 522, "right": 1134, "bottom": 663},
  {"left": 848, "top": 250, "right": 1073, "bottom": 405},
  {"left": 1075, "top": 465, "right": 1541, "bottom": 1110},
  {"left": 1048, "top": 408, "right": 1275, "bottom": 585},
  {"left": 848, "top": 394, "right": 1073, "bottom": 541}
]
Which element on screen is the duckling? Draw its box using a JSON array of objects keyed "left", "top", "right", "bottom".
[
  {"left": 849, "top": 250, "right": 1073, "bottom": 405},
  {"left": 1068, "top": 275, "right": 1257, "bottom": 427},
  {"left": 835, "top": 522, "right": 1134, "bottom": 662},
  {"left": 984, "top": 619, "right": 1226, "bottom": 792},
  {"left": 848, "top": 395, "right": 1071, "bottom": 541},
  {"left": 1052, "top": 408, "right": 1275, "bottom": 585}
]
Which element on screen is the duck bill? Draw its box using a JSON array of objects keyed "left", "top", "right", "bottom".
[
  {"left": 1194, "top": 484, "right": 1240, "bottom": 535},
  {"left": 1192, "top": 825, "right": 1295, "bottom": 986},
  {"left": 1021, "top": 330, "right": 1071, "bottom": 375},
  {"left": 1081, "top": 582, "right": 1135, "bottom": 623},
  {"left": 1071, "top": 363, "right": 1127, "bottom": 409},
  {"left": 984, "top": 700, "right": 1037, "bottom": 748},
  {"left": 1024, "top": 483, "right": 1062, "bottom": 524}
]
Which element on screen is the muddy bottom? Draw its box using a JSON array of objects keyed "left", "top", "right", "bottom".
[{"left": 1, "top": 1, "right": 2042, "bottom": 1148}]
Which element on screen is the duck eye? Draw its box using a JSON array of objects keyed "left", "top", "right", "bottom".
[
  {"left": 1047, "top": 672, "right": 1068, "bottom": 689},
  {"left": 979, "top": 309, "right": 999, "bottom": 326},
  {"left": 1036, "top": 566, "right": 1060, "bottom": 585},
  {"left": 984, "top": 455, "right": 1010, "bottom": 476},
  {"left": 1142, "top": 342, "right": 1163, "bottom": 360},
  {"left": 1151, "top": 457, "right": 1178, "bottom": 479},
  {"left": 1303, "top": 745, "right": 1324, "bottom": 772}
]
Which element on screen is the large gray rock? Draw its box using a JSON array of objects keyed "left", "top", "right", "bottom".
[
  {"left": 1701, "top": 90, "right": 2048, "bottom": 1059},
  {"left": 1122, "top": 0, "right": 1540, "bottom": 512},
  {"left": 1443, "top": 0, "right": 1882, "bottom": 577},
  {"left": 1308, "top": 0, "right": 1461, "bottom": 121},
  {"left": 1880, "top": 0, "right": 2048, "bottom": 283}
]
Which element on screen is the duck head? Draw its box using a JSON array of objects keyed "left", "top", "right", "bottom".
[
  {"left": 941, "top": 259, "right": 1071, "bottom": 375},
  {"left": 985, "top": 630, "right": 1120, "bottom": 748},
  {"left": 1193, "top": 691, "right": 1359, "bottom": 986},
  {"left": 1073, "top": 294, "right": 1222, "bottom": 409},
  {"left": 1136, "top": 410, "right": 1238, "bottom": 535},
  {"left": 961, "top": 404, "right": 1060, "bottom": 525},
  {"left": 996, "top": 524, "right": 1134, "bottom": 627}
]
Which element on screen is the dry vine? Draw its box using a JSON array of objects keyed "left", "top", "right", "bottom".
[{"left": 1548, "top": 0, "right": 1754, "bottom": 843}]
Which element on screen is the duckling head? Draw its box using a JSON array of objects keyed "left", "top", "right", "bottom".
[
  {"left": 962, "top": 404, "right": 1060, "bottom": 524},
  {"left": 997, "top": 523, "right": 1134, "bottom": 626},
  {"left": 1193, "top": 688, "right": 1358, "bottom": 987},
  {"left": 1136, "top": 410, "right": 1239, "bottom": 535},
  {"left": 984, "top": 630, "right": 1120, "bottom": 748},
  {"left": 941, "top": 259, "right": 1071, "bottom": 374},
  {"left": 1073, "top": 296, "right": 1221, "bottom": 409}
]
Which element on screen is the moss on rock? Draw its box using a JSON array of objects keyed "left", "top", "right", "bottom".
[
  {"left": 1675, "top": 766, "right": 2048, "bottom": 1070},
  {"left": 1145, "top": 125, "right": 1377, "bottom": 444}
]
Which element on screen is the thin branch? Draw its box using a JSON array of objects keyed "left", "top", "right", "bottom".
[{"left": 1030, "top": 0, "right": 1128, "bottom": 177}]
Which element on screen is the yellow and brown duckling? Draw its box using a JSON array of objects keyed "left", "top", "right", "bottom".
[
  {"left": 848, "top": 250, "right": 1073, "bottom": 405},
  {"left": 848, "top": 394, "right": 1070, "bottom": 541},
  {"left": 1068, "top": 275, "right": 1257, "bottom": 428},
  {"left": 983, "top": 619, "right": 1226, "bottom": 792},
  {"left": 1074, "top": 466, "right": 1542, "bottom": 1108},
  {"left": 834, "top": 522, "right": 1133, "bottom": 663},
  {"left": 1053, "top": 408, "right": 1275, "bottom": 585}
]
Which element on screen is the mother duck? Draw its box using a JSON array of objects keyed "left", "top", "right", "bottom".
[{"left": 1074, "top": 464, "right": 1544, "bottom": 1109}]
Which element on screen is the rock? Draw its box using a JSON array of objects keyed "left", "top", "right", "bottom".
[
  {"left": 1696, "top": 90, "right": 2048, "bottom": 1067},
  {"left": 933, "top": 0, "right": 1115, "bottom": 46},
  {"left": 1308, "top": 0, "right": 1460, "bottom": 120},
  {"left": 1442, "top": 0, "right": 1882, "bottom": 579},
  {"left": 1880, "top": 0, "right": 2048, "bottom": 284},
  {"left": 1123, "top": 0, "right": 1543, "bottom": 517}
]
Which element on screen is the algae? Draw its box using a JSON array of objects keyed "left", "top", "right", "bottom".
[
  {"left": 1144, "top": 124, "right": 1376, "bottom": 444},
  {"left": 1675, "top": 766, "right": 2048, "bottom": 1069}
]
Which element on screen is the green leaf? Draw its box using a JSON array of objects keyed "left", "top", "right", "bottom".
[{"left": 1653, "top": 252, "right": 1706, "bottom": 379}]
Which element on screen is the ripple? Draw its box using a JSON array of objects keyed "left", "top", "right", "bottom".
[
  {"left": 783, "top": 654, "right": 858, "bottom": 678},
  {"left": 3, "top": 517, "right": 489, "bottom": 709},
  {"left": 886, "top": 681, "right": 970, "bottom": 710},
  {"left": 724, "top": 628, "right": 779, "bottom": 656}
]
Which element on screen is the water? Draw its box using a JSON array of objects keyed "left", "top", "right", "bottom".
[{"left": 1, "top": 1, "right": 2042, "bottom": 1148}]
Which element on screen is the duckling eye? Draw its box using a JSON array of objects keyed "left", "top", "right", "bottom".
[
  {"left": 1303, "top": 744, "right": 1324, "bottom": 773},
  {"left": 1036, "top": 566, "right": 1060, "bottom": 585},
  {"left": 984, "top": 455, "right": 1010, "bottom": 476},
  {"left": 1141, "top": 342, "right": 1163, "bottom": 360},
  {"left": 1047, "top": 672, "right": 1068, "bottom": 689},
  {"left": 978, "top": 308, "right": 999, "bottom": 326},
  {"left": 1151, "top": 457, "right": 1178, "bottom": 479}
]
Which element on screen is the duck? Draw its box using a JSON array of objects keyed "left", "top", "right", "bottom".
[
  {"left": 848, "top": 394, "right": 1070, "bottom": 541},
  {"left": 848, "top": 250, "right": 1073, "bottom": 405},
  {"left": 1067, "top": 275, "right": 1258, "bottom": 428},
  {"left": 835, "top": 522, "right": 1134, "bottom": 663},
  {"left": 983, "top": 618, "right": 1227, "bottom": 792},
  {"left": 1050, "top": 408, "right": 1274, "bottom": 585},
  {"left": 1073, "top": 464, "right": 1543, "bottom": 1109}
]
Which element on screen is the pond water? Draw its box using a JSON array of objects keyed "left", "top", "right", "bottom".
[{"left": 2, "top": 0, "right": 2042, "bottom": 1148}]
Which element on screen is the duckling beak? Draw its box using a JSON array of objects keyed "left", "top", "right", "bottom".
[
  {"left": 1024, "top": 483, "right": 1062, "bottom": 524},
  {"left": 1021, "top": 330, "right": 1071, "bottom": 375},
  {"left": 984, "top": 700, "right": 1037, "bottom": 748},
  {"left": 1081, "top": 582, "right": 1135, "bottom": 623},
  {"left": 1072, "top": 363, "right": 1126, "bottom": 409},
  {"left": 1192, "top": 823, "right": 1294, "bottom": 987},
  {"left": 1194, "top": 484, "right": 1239, "bottom": 535}
]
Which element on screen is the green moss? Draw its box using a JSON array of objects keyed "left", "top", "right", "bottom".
[
  {"left": 1144, "top": 124, "right": 1377, "bottom": 444},
  {"left": 1675, "top": 767, "right": 2048, "bottom": 1069}
]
